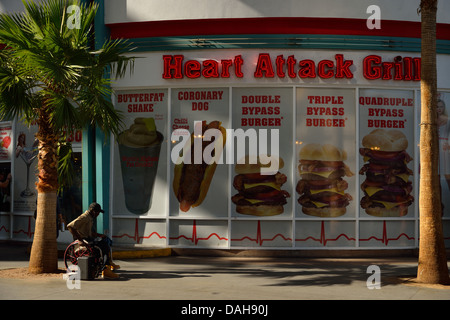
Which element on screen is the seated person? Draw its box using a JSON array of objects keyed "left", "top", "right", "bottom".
[{"left": 67, "top": 202, "right": 120, "bottom": 279}]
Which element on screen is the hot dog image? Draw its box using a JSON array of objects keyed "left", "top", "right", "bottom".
[
  {"left": 232, "top": 155, "right": 290, "bottom": 216},
  {"left": 173, "top": 120, "right": 226, "bottom": 212},
  {"left": 296, "top": 143, "right": 353, "bottom": 217},
  {"left": 359, "top": 129, "right": 413, "bottom": 217}
]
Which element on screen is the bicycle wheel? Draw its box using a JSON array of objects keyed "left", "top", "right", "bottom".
[{"left": 64, "top": 241, "right": 93, "bottom": 270}]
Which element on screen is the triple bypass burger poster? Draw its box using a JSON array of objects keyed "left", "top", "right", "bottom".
[{"left": 110, "top": 87, "right": 442, "bottom": 248}]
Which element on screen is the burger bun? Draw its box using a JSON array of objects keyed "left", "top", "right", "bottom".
[
  {"left": 299, "top": 143, "right": 348, "bottom": 161},
  {"left": 362, "top": 129, "right": 408, "bottom": 152},
  {"left": 235, "top": 155, "right": 284, "bottom": 174},
  {"left": 235, "top": 204, "right": 284, "bottom": 216},
  {"left": 364, "top": 205, "right": 409, "bottom": 217},
  {"left": 302, "top": 206, "right": 347, "bottom": 217}
]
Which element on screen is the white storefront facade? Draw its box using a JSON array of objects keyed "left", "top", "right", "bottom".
[{"left": 1, "top": 0, "right": 450, "bottom": 253}]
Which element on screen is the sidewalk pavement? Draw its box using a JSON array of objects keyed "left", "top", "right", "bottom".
[{"left": 1, "top": 241, "right": 450, "bottom": 303}]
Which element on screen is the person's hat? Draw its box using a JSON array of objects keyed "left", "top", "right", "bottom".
[{"left": 89, "top": 202, "right": 104, "bottom": 213}]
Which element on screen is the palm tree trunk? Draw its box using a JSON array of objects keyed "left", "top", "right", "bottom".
[
  {"left": 417, "top": 0, "right": 450, "bottom": 285},
  {"left": 29, "top": 192, "right": 58, "bottom": 273},
  {"left": 28, "top": 103, "right": 59, "bottom": 274}
]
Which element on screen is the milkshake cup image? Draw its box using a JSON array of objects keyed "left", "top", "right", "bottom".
[{"left": 118, "top": 118, "right": 163, "bottom": 214}]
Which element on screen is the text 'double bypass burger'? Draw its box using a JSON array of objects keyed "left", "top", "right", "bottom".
[
  {"left": 296, "top": 143, "right": 354, "bottom": 217},
  {"left": 231, "top": 155, "right": 290, "bottom": 216},
  {"left": 359, "top": 129, "right": 414, "bottom": 217}
]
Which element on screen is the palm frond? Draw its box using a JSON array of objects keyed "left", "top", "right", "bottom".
[
  {"left": 0, "top": 50, "right": 36, "bottom": 121},
  {"left": 91, "top": 38, "right": 137, "bottom": 79},
  {"left": 0, "top": 0, "right": 134, "bottom": 137},
  {"left": 57, "top": 141, "right": 74, "bottom": 194},
  {"left": 44, "top": 90, "right": 81, "bottom": 131}
]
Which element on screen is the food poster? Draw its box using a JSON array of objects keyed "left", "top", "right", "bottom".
[
  {"left": 112, "top": 89, "right": 168, "bottom": 217},
  {"left": 14, "top": 121, "right": 39, "bottom": 212},
  {"left": 417, "top": 91, "right": 450, "bottom": 219},
  {"left": 295, "top": 88, "right": 357, "bottom": 219},
  {"left": 358, "top": 89, "right": 415, "bottom": 219},
  {"left": 231, "top": 87, "right": 293, "bottom": 218},
  {"left": 0, "top": 123, "right": 13, "bottom": 160},
  {"left": 169, "top": 88, "right": 230, "bottom": 218}
]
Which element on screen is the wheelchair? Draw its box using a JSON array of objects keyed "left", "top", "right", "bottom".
[{"left": 63, "top": 240, "right": 107, "bottom": 279}]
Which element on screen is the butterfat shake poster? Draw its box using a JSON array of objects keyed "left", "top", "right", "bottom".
[{"left": 113, "top": 89, "right": 168, "bottom": 216}]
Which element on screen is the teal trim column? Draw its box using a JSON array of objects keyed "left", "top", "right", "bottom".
[
  {"left": 94, "top": 0, "right": 110, "bottom": 234},
  {"left": 95, "top": 130, "right": 110, "bottom": 234},
  {"left": 80, "top": 0, "right": 94, "bottom": 209},
  {"left": 82, "top": 126, "right": 95, "bottom": 211}
]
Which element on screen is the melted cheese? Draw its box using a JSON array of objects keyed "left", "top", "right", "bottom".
[
  {"left": 310, "top": 187, "right": 345, "bottom": 195},
  {"left": 396, "top": 173, "right": 410, "bottom": 183},
  {"left": 244, "top": 181, "right": 280, "bottom": 190},
  {"left": 245, "top": 198, "right": 265, "bottom": 204},
  {"left": 372, "top": 200, "right": 408, "bottom": 210},
  {"left": 364, "top": 186, "right": 384, "bottom": 197},
  {"left": 311, "top": 201, "right": 329, "bottom": 208},
  {"left": 300, "top": 170, "right": 333, "bottom": 178}
]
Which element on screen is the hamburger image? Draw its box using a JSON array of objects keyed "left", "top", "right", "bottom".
[
  {"left": 359, "top": 129, "right": 413, "bottom": 217},
  {"left": 231, "top": 155, "right": 290, "bottom": 216},
  {"left": 296, "top": 143, "right": 353, "bottom": 217}
]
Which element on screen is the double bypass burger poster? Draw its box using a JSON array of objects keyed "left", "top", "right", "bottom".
[{"left": 109, "top": 83, "right": 440, "bottom": 248}]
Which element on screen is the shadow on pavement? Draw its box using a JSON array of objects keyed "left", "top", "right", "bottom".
[{"left": 114, "top": 256, "right": 419, "bottom": 287}]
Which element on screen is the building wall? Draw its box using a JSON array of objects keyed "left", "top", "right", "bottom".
[
  {"left": 2, "top": 0, "right": 450, "bottom": 251},
  {"left": 104, "top": 0, "right": 450, "bottom": 23},
  {"left": 102, "top": 0, "right": 450, "bottom": 250}
]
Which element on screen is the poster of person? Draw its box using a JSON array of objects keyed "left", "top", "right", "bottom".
[
  {"left": 112, "top": 89, "right": 168, "bottom": 216},
  {"left": 416, "top": 91, "right": 450, "bottom": 217},
  {"left": 231, "top": 87, "right": 293, "bottom": 218},
  {"left": 14, "top": 122, "right": 39, "bottom": 212},
  {"left": 296, "top": 88, "right": 356, "bottom": 218},
  {"left": 170, "top": 88, "right": 230, "bottom": 218},
  {"left": 358, "top": 89, "right": 415, "bottom": 218},
  {"left": 436, "top": 92, "right": 450, "bottom": 217}
]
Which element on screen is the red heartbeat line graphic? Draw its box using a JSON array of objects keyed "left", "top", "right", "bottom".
[
  {"left": 169, "top": 220, "right": 228, "bottom": 245},
  {"left": 112, "top": 218, "right": 166, "bottom": 243},
  {"left": 1, "top": 217, "right": 34, "bottom": 238},
  {"left": 296, "top": 221, "right": 355, "bottom": 246},
  {"left": 3, "top": 214, "right": 449, "bottom": 246},
  {"left": 10, "top": 216, "right": 34, "bottom": 238},
  {"left": 359, "top": 220, "right": 415, "bottom": 245},
  {"left": 0, "top": 216, "right": 34, "bottom": 238},
  {"left": 296, "top": 221, "right": 415, "bottom": 246},
  {"left": 231, "top": 220, "right": 292, "bottom": 246}
]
